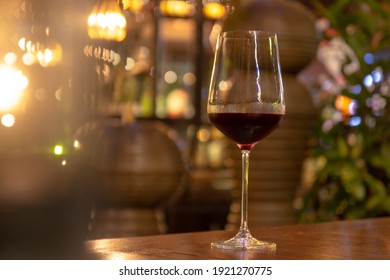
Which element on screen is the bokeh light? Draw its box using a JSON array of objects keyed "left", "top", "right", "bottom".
[
  {"left": 0, "top": 65, "right": 28, "bottom": 111},
  {"left": 1, "top": 113, "right": 16, "bottom": 127}
]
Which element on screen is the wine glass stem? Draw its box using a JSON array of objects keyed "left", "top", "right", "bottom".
[{"left": 240, "top": 149, "right": 250, "bottom": 232}]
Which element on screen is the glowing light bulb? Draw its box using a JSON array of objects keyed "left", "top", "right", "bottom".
[
  {"left": 88, "top": 0, "right": 127, "bottom": 41},
  {"left": 0, "top": 65, "right": 28, "bottom": 111},
  {"left": 160, "top": 0, "right": 194, "bottom": 17},
  {"left": 123, "top": 0, "right": 145, "bottom": 12},
  {"left": 1, "top": 113, "right": 16, "bottom": 127},
  {"left": 54, "top": 145, "right": 64, "bottom": 155},
  {"left": 203, "top": 3, "right": 226, "bottom": 20}
]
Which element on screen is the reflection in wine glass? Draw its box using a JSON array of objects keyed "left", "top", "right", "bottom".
[{"left": 207, "top": 30, "right": 285, "bottom": 250}]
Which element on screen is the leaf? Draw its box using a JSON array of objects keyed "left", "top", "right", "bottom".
[
  {"left": 345, "top": 205, "right": 366, "bottom": 220},
  {"left": 350, "top": 136, "right": 363, "bottom": 159},
  {"left": 382, "top": 197, "right": 390, "bottom": 214},
  {"left": 340, "top": 162, "right": 366, "bottom": 201},
  {"left": 381, "top": 144, "right": 390, "bottom": 158},
  {"left": 340, "top": 161, "right": 358, "bottom": 181},
  {"left": 365, "top": 195, "right": 385, "bottom": 211},
  {"left": 300, "top": 0, "right": 390, "bottom": 222},
  {"left": 351, "top": 182, "right": 366, "bottom": 201},
  {"left": 364, "top": 173, "right": 386, "bottom": 196},
  {"left": 337, "top": 137, "right": 349, "bottom": 158},
  {"left": 366, "top": 147, "right": 390, "bottom": 177}
]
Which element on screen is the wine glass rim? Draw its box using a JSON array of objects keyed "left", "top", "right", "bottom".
[{"left": 220, "top": 30, "right": 277, "bottom": 38}]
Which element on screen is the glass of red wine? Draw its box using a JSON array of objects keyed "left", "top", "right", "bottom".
[{"left": 208, "top": 30, "right": 285, "bottom": 250}]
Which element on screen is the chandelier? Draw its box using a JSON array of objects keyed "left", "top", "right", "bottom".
[{"left": 88, "top": 0, "right": 127, "bottom": 42}]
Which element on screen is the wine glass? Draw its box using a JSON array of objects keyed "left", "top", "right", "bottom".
[{"left": 207, "top": 30, "right": 285, "bottom": 250}]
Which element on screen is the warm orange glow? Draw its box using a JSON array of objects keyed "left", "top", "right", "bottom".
[
  {"left": 0, "top": 65, "right": 28, "bottom": 111},
  {"left": 197, "top": 127, "right": 211, "bottom": 142},
  {"left": 73, "top": 140, "right": 81, "bottom": 150},
  {"left": 335, "top": 95, "right": 353, "bottom": 116},
  {"left": 18, "top": 37, "right": 63, "bottom": 67},
  {"left": 160, "top": 0, "right": 194, "bottom": 17},
  {"left": 1, "top": 113, "right": 16, "bottom": 128},
  {"left": 203, "top": 3, "right": 226, "bottom": 20},
  {"left": 22, "top": 52, "right": 36, "bottom": 66},
  {"left": 3, "top": 52, "right": 17, "bottom": 65},
  {"left": 122, "top": 0, "right": 144, "bottom": 12},
  {"left": 166, "top": 88, "right": 189, "bottom": 118},
  {"left": 37, "top": 43, "right": 63, "bottom": 67},
  {"left": 19, "top": 38, "right": 38, "bottom": 65},
  {"left": 88, "top": 0, "right": 127, "bottom": 42},
  {"left": 18, "top": 37, "right": 26, "bottom": 51}
]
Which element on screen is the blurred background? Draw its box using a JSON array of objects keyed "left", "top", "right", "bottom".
[{"left": 1, "top": 0, "right": 390, "bottom": 258}]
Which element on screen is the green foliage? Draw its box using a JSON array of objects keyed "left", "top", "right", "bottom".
[{"left": 298, "top": 0, "right": 390, "bottom": 222}]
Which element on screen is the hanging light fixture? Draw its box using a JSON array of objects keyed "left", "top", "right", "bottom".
[
  {"left": 17, "top": 1, "right": 64, "bottom": 67},
  {"left": 18, "top": 36, "right": 63, "bottom": 67},
  {"left": 122, "top": 0, "right": 147, "bottom": 12},
  {"left": 159, "top": 0, "right": 230, "bottom": 19},
  {"left": 159, "top": 0, "right": 195, "bottom": 17},
  {"left": 36, "top": 42, "right": 63, "bottom": 67},
  {"left": 203, "top": 0, "right": 227, "bottom": 20},
  {"left": 88, "top": 0, "right": 127, "bottom": 42}
]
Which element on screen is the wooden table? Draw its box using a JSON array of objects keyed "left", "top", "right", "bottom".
[{"left": 86, "top": 217, "right": 390, "bottom": 260}]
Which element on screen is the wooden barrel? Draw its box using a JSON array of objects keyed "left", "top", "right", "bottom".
[{"left": 74, "top": 118, "right": 185, "bottom": 237}]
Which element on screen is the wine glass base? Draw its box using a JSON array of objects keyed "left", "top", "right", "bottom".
[{"left": 211, "top": 230, "right": 276, "bottom": 250}]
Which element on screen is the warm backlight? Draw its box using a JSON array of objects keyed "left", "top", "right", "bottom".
[
  {"left": 88, "top": 0, "right": 127, "bottom": 42},
  {"left": 203, "top": 3, "right": 226, "bottom": 20},
  {"left": 0, "top": 65, "right": 28, "bottom": 111}
]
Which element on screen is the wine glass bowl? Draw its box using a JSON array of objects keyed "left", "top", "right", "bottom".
[{"left": 207, "top": 30, "right": 285, "bottom": 250}]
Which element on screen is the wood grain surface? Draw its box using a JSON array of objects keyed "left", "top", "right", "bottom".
[{"left": 86, "top": 217, "right": 390, "bottom": 260}]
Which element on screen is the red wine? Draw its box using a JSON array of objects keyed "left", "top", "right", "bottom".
[{"left": 208, "top": 112, "right": 284, "bottom": 150}]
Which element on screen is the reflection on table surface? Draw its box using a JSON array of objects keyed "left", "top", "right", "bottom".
[
  {"left": 85, "top": 217, "right": 390, "bottom": 260},
  {"left": 2, "top": 217, "right": 389, "bottom": 260}
]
